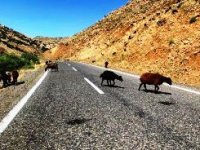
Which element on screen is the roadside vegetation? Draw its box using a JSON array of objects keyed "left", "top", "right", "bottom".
[{"left": 0, "top": 52, "right": 40, "bottom": 72}]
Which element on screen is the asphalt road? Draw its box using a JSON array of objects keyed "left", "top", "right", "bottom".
[{"left": 0, "top": 62, "right": 199, "bottom": 149}]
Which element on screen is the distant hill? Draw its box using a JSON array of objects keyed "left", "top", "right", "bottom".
[
  {"left": 44, "top": 0, "right": 200, "bottom": 87},
  {"left": 0, "top": 24, "right": 48, "bottom": 55},
  {"left": 34, "top": 36, "right": 68, "bottom": 51}
]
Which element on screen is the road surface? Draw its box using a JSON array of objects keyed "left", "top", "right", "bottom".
[{"left": 0, "top": 62, "right": 199, "bottom": 149}]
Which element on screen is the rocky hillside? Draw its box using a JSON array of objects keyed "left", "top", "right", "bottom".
[
  {"left": 44, "top": 0, "right": 200, "bottom": 88},
  {"left": 0, "top": 24, "right": 48, "bottom": 55},
  {"left": 34, "top": 36, "right": 67, "bottom": 50}
]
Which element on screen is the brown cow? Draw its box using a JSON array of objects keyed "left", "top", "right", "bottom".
[{"left": 138, "top": 73, "right": 172, "bottom": 92}]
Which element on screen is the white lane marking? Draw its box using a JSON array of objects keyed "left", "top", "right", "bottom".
[
  {"left": 84, "top": 77, "right": 104, "bottom": 95},
  {"left": 72, "top": 67, "right": 77, "bottom": 72},
  {"left": 0, "top": 71, "right": 49, "bottom": 134},
  {"left": 74, "top": 61, "right": 200, "bottom": 95},
  {"left": 164, "top": 84, "right": 200, "bottom": 95}
]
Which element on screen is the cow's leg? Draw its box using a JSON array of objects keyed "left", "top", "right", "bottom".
[
  {"left": 138, "top": 83, "right": 143, "bottom": 91},
  {"left": 101, "top": 79, "right": 104, "bottom": 86},
  {"left": 144, "top": 84, "right": 147, "bottom": 91}
]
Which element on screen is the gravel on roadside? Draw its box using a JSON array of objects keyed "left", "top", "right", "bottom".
[{"left": 0, "top": 65, "right": 45, "bottom": 120}]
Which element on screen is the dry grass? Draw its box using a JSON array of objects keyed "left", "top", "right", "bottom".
[{"left": 0, "top": 64, "right": 45, "bottom": 120}]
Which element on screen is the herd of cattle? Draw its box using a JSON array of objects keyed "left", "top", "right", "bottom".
[
  {"left": 0, "top": 61, "right": 172, "bottom": 93},
  {"left": 44, "top": 61, "right": 172, "bottom": 93},
  {"left": 100, "top": 70, "right": 172, "bottom": 92}
]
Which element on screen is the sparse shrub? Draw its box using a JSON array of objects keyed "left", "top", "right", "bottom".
[
  {"left": 156, "top": 12, "right": 160, "bottom": 16},
  {"left": 124, "top": 42, "right": 128, "bottom": 47},
  {"left": 112, "top": 52, "right": 117, "bottom": 56},
  {"left": 128, "top": 35, "right": 133, "bottom": 40},
  {"left": 157, "top": 18, "right": 167, "bottom": 26},
  {"left": 169, "top": 39, "right": 175, "bottom": 45},
  {"left": 172, "top": 9, "right": 178, "bottom": 14},
  {"left": 140, "top": 5, "right": 148, "bottom": 13},
  {"left": 165, "top": 7, "right": 171, "bottom": 13},
  {"left": 189, "top": 17, "right": 197, "bottom": 24},
  {"left": 177, "top": 2, "right": 183, "bottom": 8}
]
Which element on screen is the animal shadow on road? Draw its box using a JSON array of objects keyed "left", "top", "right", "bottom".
[
  {"left": 66, "top": 118, "right": 92, "bottom": 125},
  {"left": 0, "top": 81, "right": 25, "bottom": 89},
  {"left": 142, "top": 89, "right": 171, "bottom": 95},
  {"left": 14, "top": 81, "right": 25, "bottom": 86},
  {"left": 103, "top": 85, "right": 125, "bottom": 89},
  {"left": 158, "top": 101, "right": 175, "bottom": 105}
]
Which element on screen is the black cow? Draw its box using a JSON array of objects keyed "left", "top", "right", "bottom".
[{"left": 100, "top": 70, "right": 123, "bottom": 86}]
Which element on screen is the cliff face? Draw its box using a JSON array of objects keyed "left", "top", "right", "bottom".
[{"left": 45, "top": 0, "right": 200, "bottom": 87}]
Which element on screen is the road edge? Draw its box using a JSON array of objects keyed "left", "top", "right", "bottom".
[{"left": 0, "top": 71, "right": 49, "bottom": 134}]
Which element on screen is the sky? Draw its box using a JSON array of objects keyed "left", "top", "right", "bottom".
[{"left": 0, "top": 0, "right": 128, "bottom": 38}]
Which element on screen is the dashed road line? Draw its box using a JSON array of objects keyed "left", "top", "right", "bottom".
[
  {"left": 0, "top": 71, "right": 49, "bottom": 134},
  {"left": 84, "top": 77, "right": 104, "bottom": 95},
  {"left": 72, "top": 67, "right": 78, "bottom": 72}
]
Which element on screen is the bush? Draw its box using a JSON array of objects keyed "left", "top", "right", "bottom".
[
  {"left": 157, "top": 18, "right": 167, "bottom": 26},
  {"left": 21, "top": 53, "right": 40, "bottom": 64},
  {"left": 189, "top": 17, "right": 197, "bottom": 24},
  {"left": 112, "top": 52, "right": 117, "bottom": 56},
  {"left": 169, "top": 39, "right": 175, "bottom": 45},
  {"left": 0, "top": 52, "right": 40, "bottom": 72},
  {"left": 0, "top": 53, "right": 24, "bottom": 71}
]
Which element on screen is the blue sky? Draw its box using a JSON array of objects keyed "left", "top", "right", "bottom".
[{"left": 0, "top": 0, "right": 128, "bottom": 37}]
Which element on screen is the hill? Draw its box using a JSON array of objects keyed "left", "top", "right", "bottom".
[
  {"left": 45, "top": 0, "right": 200, "bottom": 87},
  {"left": 0, "top": 24, "right": 48, "bottom": 55}
]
